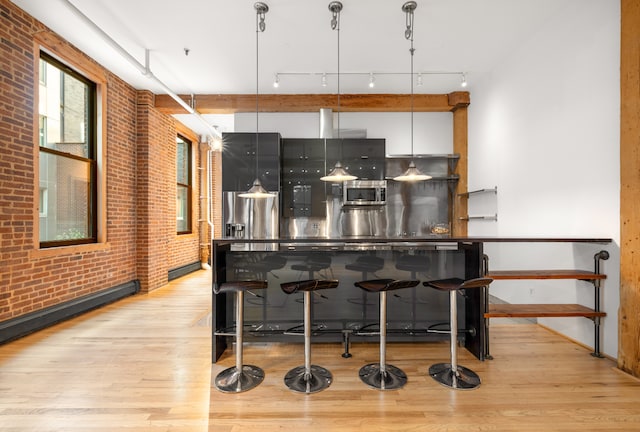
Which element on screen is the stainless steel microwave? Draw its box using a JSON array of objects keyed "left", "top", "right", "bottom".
[{"left": 343, "top": 180, "right": 386, "bottom": 205}]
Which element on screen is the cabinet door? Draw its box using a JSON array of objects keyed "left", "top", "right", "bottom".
[
  {"left": 222, "top": 133, "right": 255, "bottom": 191},
  {"left": 304, "top": 141, "right": 327, "bottom": 217},
  {"left": 222, "top": 133, "right": 280, "bottom": 192},
  {"left": 255, "top": 133, "right": 280, "bottom": 192},
  {"left": 281, "top": 139, "right": 304, "bottom": 217},
  {"left": 342, "top": 138, "right": 385, "bottom": 180},
  {"left": 281, "top": 139, "right": 326, "bottom": 218}
]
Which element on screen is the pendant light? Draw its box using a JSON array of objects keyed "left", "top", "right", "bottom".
[
  {"left": 239, "top": 2, "right": 274, "bottom": 198},
  {"left": 320, "top": 1, "right": 357, "bottom": 183},
  {"left": 394, "top": 1, "right": 431, "bottom": 182}
]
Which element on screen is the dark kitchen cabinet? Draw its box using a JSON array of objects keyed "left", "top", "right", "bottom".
[
  {"left": 222, "top": 133, "right": 281, "bottom": 192},
  {"left": 326, "top": 138, "right": 385, "bottom": 181},
  {"left": 281, "top": 139, "right": 326, "bottom": 217}
]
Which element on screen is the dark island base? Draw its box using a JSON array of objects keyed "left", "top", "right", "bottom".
[{"left": 212, "top": 240, "right": 486, "bottom": 363}]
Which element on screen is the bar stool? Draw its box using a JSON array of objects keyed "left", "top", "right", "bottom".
[
  {"left": 280, "top": 279, "right": 339, "bottom": 393},
  {"left": 354, "top": 278, "right": 419, "bottom": 390},
  {"left": 213, "top": 280, "right": 268, "bottom": 393},
  {"left": 423, "top": 277, "right": 493, "bottom": 390}
]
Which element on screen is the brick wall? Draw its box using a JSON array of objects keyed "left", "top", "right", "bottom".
[{"left": 0, "top": 0, "right": 204, "bottom": 321}]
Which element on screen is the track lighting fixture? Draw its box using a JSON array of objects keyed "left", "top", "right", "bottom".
[
  {"left": 273, "top": 73, "right": 279, "bottom": 88},
  {"left": 321, "top": 73, "right": 328, "bottom": 87},
  {"left": 461, "top": 73, "right": 468, "bottom": 87},
  {"left": 368, "top": 72, "right": 375, "bottom": 88}
]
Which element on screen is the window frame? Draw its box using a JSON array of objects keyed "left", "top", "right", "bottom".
[
  {"left": 37, "top": 51, "right": 98, "bottom": 248},
  {"left": 32, "top": 33, "right": 108, "bottom": 256},
  {"left": 176, "top": 134, "right": 193, "bottom": 235}
]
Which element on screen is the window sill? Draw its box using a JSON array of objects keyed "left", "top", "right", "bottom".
[{"left": 30, "top": 242, "right": 111, "bottom": 259}]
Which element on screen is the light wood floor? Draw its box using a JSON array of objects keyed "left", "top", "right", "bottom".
[{"left": 1, "top": 269, "right": 638, "bottom": 431}]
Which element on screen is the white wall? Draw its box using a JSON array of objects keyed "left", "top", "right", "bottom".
[{"left": 468, "top": 0, "right": 620, "bottom": 357}]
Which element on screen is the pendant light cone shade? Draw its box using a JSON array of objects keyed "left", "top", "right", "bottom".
[
  {"left": 320, "top": 161, "right": 358, "bottom": 182},
  {"left": 321, "top": 1, "right": 357, "bottom": 183},
  {"left": 238, "top": 178, "right": 273, "bottom": 198},
  {"left": 241, "top": 2, "right": 275, "bottom": 198},
  {"left": 394, "top": 1, "right": 431, "bottom": 183},
  {"left": 394, "top": 160, "right": 431, "bottom": 182}
]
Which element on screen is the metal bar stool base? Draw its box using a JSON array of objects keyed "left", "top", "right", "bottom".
[
  {"left": 215, "top": 365, "right": 265, "bottom": 393},
  {"left": 429, "top": 362, "right": 481, "bottom": 390},
  {"left": 284, "top": 365, "right": 332, "bottom": 394},
  {"left": 359, "top": 363, "right": 407, "bottom": 390}
]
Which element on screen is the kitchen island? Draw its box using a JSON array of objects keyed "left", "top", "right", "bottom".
[{"left": 211, "top": 237, "right": 611, "bottom": 363}]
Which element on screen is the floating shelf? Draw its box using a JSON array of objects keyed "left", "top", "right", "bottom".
[
  {"left": 459, "top": 214, "right": 498, "bottom": 221},
  {"left": 458, "top": 186, "right": 497, "bottom": 197}
]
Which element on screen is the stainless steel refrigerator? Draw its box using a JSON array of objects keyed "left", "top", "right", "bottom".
[{"left": 222, "top": 192, "right": 279, "bottom": 247}]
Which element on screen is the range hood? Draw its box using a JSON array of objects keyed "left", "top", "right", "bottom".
[{"left": 319, "top": 108, "right": 367, "bottom": 139}]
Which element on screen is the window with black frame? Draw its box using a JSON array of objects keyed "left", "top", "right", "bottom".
[
  {"left": 176, "top": 135, "right": 192, "bottom": 234},
  {"left": 38, "top": 51, "right": 97, "bottom": 248}
]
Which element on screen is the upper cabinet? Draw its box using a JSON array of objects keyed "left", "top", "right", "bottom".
[
  {"left": 326, "top": 138, "right": 385, "bottom": 181},
  {"left": 280, "top": 138, "right": 387, "bottom": 218},
  {"left": 221, "top": 133, "right": 281, "bottom": 192},
  {"left": 281, "top": 139, "right": 326, "bottom": 217}
]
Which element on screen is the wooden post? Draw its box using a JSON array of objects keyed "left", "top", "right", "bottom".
[
  {"left": 619, "top": 0, "right": 640, "bottom": 378},
  {"left": 452, "top": 105, "right": 469, "bottom": 237}
]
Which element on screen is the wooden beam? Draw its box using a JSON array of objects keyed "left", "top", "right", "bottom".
[
  {"left": 154, "top": 92, "right": 469, "bottom": 114},
  {"left": 619, "top": 0, "right": 640, "bottom": 378}
]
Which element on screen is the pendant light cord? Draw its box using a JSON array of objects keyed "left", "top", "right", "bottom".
[
  {"left": 330, "top": 2, "right": 342, "bottom": 138},
  {"left": 407, "top": 4, "right": 415, "bottom": 157},
  {"left": 410, "top": 37, "right": 414, "bottom": 156},
  {"left": 337, "top": 11, "right": 340, "bottom": 137},
  {"left": 255, "top": 9, "right": 260, "bottom": 177}
]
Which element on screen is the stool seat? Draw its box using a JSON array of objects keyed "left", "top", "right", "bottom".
[
  {"left": 424, "top": 277, "right": 493, "bottom": 292},
  {"left": 355, "top": 279, "right": 419, "bottom": 293},
  {"left": 281, "top": 278, "right": 338, "bottom": 394},
  {"left": 354, "top": 278, "right": 419, "bottom": 390},
  {"left": 281, "top": 279, "right": 338, "bottom": 294},
  {"left": 214, "top": 280, "right": 268, "bottom": 393},
  {"left": 216, "top": 280, "right": 268, "bottom": 294},
  {"left": 423, "top": 277, "right": 493, "bottom": 390}
]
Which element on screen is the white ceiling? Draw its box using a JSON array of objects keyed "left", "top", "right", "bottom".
[{"left": 12, "top": 0, "right": 566, "bottom": 134}]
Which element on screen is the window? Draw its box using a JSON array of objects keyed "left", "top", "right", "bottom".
[
  {"left": 176, "top": 135, "right": 192, "bottom": 234},
  {"left": 38, "top": 51, "right": 97, "bottom": 247}
]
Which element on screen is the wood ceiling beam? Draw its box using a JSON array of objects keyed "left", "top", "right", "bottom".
[{"left": 154, "top": 92, "right": 469, "bottom": 114}]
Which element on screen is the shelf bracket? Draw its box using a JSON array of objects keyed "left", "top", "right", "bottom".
[{"left": 590, "top": 250, "right": 609, "bottom": 358}]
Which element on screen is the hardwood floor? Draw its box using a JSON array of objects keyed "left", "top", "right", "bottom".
[{"left": 1, "top": 269, "right": 638, "bottom": 431}]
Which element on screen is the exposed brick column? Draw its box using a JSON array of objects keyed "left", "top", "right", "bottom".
[{"left": 136, "top": 90, "right": 172, "bottom": 292}]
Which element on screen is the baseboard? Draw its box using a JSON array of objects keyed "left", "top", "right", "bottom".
[
  {"left": 0, "top": 280, "right": 140, "bottom": 345},
  {"left": 168, "top": 261, "right": 202, "bottom": 281}
]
